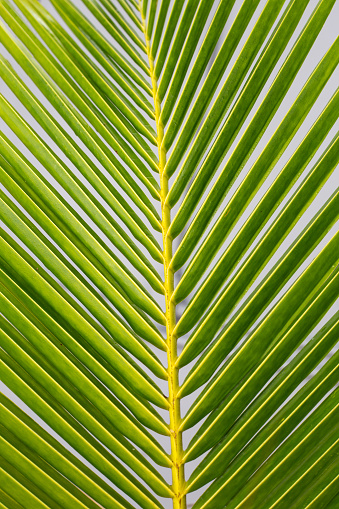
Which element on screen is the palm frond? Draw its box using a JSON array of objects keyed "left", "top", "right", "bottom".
[{"left": 0, "top": 0, "right": 338, "bottom": 508}]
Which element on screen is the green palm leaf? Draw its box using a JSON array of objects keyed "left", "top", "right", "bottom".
[{"left": 0, "top": 0, "right": 338, "bottom": 508}]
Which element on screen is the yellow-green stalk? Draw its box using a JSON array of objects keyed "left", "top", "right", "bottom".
[{"left": 140, "top": 11, "right": 186, "bottom": 508}]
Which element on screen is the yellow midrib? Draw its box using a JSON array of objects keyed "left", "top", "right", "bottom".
[{"left": 140, "top": 11, "right": 186, "bottom": 509}]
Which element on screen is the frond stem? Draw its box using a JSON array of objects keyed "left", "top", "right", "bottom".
[{"left": 140, "top": 11, "right": 186, "bottom": 509}]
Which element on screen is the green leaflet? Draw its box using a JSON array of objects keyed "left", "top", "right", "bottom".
[
  {"left": 186, "top": 313, "right": 339, "bottom": 492},
  {"left": 150, "top": 0, "right": 170, "bottom": 58},
  {"left": 173, "top": 90, "right": 339, "bottom": 312},
  {"left": 259, "top": 437, "right": 339, "bottom": 509},
  {"left": 0, "top": 431, "right": 98, "bottom": 509},
  {"left": 165, "top": 0, "right": 310, "bottom": 189},
  {"left": 0, "top": 462, "right": 52, "bottom": 509},
  {"left": 0, "top": 299, "right": 170, "bottom": 465},
  {"left": 0, "top": 272, "right": 169, "bottom": 435},
  {"left": 154, "top": 0, "right": 194, "bottom": 80},
  {"left": 158, "top": 0, "right": 217, "bottom": 113},
  {"left": 75, "top": 0, "right": 149, "bottom": 72},
  {"left": 180, "top": 224, "right": 339, "bottom": 423},
  {"left": 50, "top": 0, "right": 152, "bottom": 113},
  {"left": 0, "top": 33, "right": 161, "bottom": 230},
  {"left": 178, "top": 149, "right": 339, "bottom": 371},
  {"left": 162, "top": 0, "right": 261, "bottom": 152},
  {"left": 0, "top": 486, "right": 26, "bottom": 509},
  {"left": 153, "top": 0, "right": 186, "bottom": 78},
  {"left": 0, "top": 196, "right": 167, "bottom": 359},
  {"left": 194, "top": 378, "right": 339, "bottom": 508},
  {"left": 146, "top": 0, "right": 158, "bottom": 42},
  {"left": 0, "top": 393, "right": 138, "bottom": 508},
  {"left": 0, "top": 55, "right": 163, "bottom": 264},
  {"left": 225, "top": 392, "right": 339, "bottom": 509},
  {"left": 120, "top": 0, "right": 142, "bottom": 29},
  {"left": 0, "top": 357, "right": 168, "bottom": 508},
  {"left": 45, "top": 0, "right": 152, "bottom": 95},
  {"left": 184, "top": 270, "right": 339, "bottom": 462},
  {"left": 0, "top": 6, "right": 161, "bottom": 199},
  {"left": 0, "top": 132, "right": 166, "bottom": 325},
  {"left": 0, "top": 235, "right": 169, "bottom": 400},
  {"left": 290, "top": 465, "right": 339, "bottom": 509},
  {"left": 14, "top": 0, "right": 156, "bottom": 147},
  {"left": 169, "top": 3, "right": 338, "bottom": 254},
  {"left": 0, "top": 160, "right": 164, "bottom": 335},
  {"left": 91, "top": 0, "right": 146, "bottom": 52}
]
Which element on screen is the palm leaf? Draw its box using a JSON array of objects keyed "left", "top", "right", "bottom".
[{"left": 0, "top": 0, "right": 338, "bottom": 508}]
